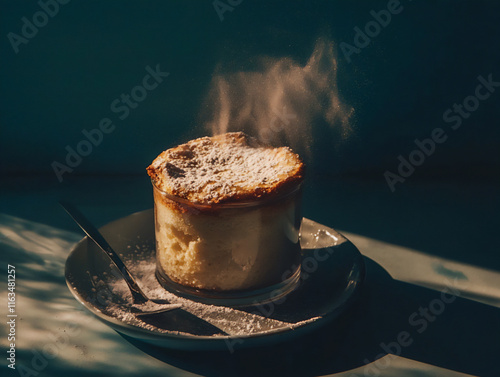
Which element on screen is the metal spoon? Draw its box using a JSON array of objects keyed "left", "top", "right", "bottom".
[{"left": 60, "top": 201, "right": 185, "bottom": 316}]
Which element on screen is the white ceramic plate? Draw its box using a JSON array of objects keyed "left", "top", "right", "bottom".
[{"left": 65, "top": 209, "right": 365, "bottom": 351}]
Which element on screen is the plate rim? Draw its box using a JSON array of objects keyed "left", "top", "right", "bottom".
[{"left": 64, "top": 209, "right": 366, "bottom": 347}]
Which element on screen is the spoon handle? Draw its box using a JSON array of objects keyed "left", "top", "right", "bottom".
[{"left": 60, "top": 201, "right": 148, "bottom": 305}]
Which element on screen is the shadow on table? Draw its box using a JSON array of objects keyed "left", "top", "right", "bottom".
[{"left": 121, "top": 257, "right": 500, "bottom": 377}]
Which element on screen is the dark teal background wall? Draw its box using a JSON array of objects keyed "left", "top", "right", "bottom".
[{"left": 1, "top": 0, "right": 500, "bottom": 181}]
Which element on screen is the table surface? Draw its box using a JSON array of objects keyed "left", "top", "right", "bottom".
[{"left": 1, "top": 175, "right": 499, "bottom": 377}]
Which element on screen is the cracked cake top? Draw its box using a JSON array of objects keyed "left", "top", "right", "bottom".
[{"left": 147, "top": 132, "right": 305, "bottom": 205}]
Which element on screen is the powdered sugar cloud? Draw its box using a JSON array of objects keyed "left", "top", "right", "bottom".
[{"left": 200, "top": 38, "right": 353, "bottom": 157}]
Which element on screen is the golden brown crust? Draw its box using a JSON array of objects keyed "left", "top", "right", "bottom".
[{"left": 147, "top": 132, "right": 305, "bottom": 206}]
